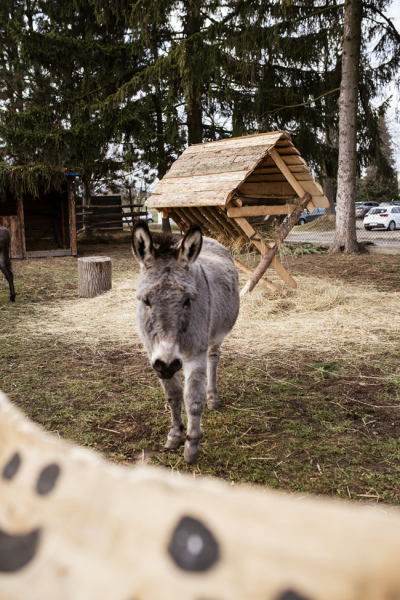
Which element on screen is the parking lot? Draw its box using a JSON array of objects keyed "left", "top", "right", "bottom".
[{"left": 287, "top": 217, "right": 400, "bottom": 246}]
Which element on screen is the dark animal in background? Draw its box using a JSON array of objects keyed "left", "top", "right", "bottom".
[
  {"left": 132, "top": 221, "right": 240, "bottom": 464},
  {"left": 0, "top": 226, "right": 16, "bottom": 302}
]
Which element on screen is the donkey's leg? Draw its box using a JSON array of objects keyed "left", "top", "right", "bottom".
[
  {"left": 0, "top": 253, "right": 15, "bottom": 303},
  {"left": 183, "top": 353, "right": 207, "bottom": 464},
  {"left": 161, "top": 372, "right": 184, "bottom": 450},
  {"left": 206, "top": 342, "right": 222, "bottom": 410}
]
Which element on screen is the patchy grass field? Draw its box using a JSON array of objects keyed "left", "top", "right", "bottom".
[{"left": 1, "top": 243, "right": 400, "bottom": 504}]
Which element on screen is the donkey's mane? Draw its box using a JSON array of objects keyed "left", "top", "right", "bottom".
[{"left": 152, "top": 232, "right": 182, "bottom": 257}]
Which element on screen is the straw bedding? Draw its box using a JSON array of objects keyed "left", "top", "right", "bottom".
[{"left": 20, "top": 261, "right": 400, "bottom": 358}]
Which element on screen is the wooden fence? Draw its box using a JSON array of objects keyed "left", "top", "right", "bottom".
[{"left": 1, "top": 388, "right": 400, "bottom": 600}]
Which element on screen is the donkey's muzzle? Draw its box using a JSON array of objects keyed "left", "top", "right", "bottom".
[{"left": 153, "top": 358, "right": 182, "bottom": 380}]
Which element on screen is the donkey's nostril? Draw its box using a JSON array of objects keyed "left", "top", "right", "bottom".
[
  {"left": 170, "top": 359, "right": 182, "bottom": 373},
  {"left": 152, "top": 358, "right": 182, "bottom": 379},
  {"left": 153, "top": 359, "right": 165, "bottom": 373}
]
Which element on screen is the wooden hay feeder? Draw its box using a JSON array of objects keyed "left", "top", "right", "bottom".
[{"left": 148, "top": 131, "right": 329, "bottom": 293}]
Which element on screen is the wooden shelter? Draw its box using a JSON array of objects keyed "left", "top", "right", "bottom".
[
  {"left": 0, "top": 175, "right": 78, "bottom": 259},
  {"left": 148, "top": 131, "right": 329, "bottom": 291}
]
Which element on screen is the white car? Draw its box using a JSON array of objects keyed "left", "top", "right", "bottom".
[
  {"left": 363, "top": 206, "right": 400, "bottom": 231},
  {"left": 122, "top": 212, "right": 154, "bottom": 224}
]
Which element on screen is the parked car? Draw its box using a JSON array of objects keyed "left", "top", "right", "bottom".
[
  {"left": 296, "top": 207, "right": 325, "bottom": 226},
  {"left": 355, "top": 201, "right": 379, "bottom": 218},
  {"left": 123, "top": 211, "right": 154, "bottom": 224},
  {"left": 363, "top": 206, "right": 400, "bottom": 231}
]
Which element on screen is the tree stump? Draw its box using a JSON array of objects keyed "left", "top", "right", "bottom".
[{"left": 78, "top": 257, "right": 112, "bottom": 298}]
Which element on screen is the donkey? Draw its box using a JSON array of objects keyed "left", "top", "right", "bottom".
[
  {"left": 0, "top": 226, "right": 15, "bottom": 302},
  {"left": 132, "top": 221, "right": 240, "bottom": 463}
]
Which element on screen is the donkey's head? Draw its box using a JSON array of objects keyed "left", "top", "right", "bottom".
[{"left": 132, "top": 221, "right": 203, "bottom": 379}]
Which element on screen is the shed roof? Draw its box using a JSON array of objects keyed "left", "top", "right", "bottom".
[{"left": 148, "top": 131, "right": 329, "bottom": 209}]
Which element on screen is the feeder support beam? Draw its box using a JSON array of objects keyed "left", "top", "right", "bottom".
[{"left": 240, "top": 193, "right": 312, "bottom": 296}]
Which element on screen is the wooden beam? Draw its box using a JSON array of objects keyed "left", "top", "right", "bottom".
[
  {"left": 240, "top": 193, "right": 312, "bottom": 295},
  {"left": 67, "top": 176, "right": 78, "bottom": 256},
  {"left": 189, "top": 207, "right": 214, "bottom": 233},
  {"left": 202, "top": 207, "right": 228, "bottom": 237},
  {"left": 17, "top": 197, "right": 26, "bottom": 258},
  {"left": 269, "top": 148, "right": 315, "bottom": 212},
  {"left": 232, "top": 216, "right": 297, "bottom": 289},
  {"left": 227, "top": 205, "right": 297, "bottom": 218},
  {"left": 233, "top": 259, "right": 279, "bottom": 292}
]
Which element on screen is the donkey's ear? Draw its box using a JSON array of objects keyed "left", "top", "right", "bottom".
[
  {"left": 178, "top": 225, "right": 202, "bottom": 267},
  {"left": 131, "top": 222, "right": 154, "bottom": 268}
]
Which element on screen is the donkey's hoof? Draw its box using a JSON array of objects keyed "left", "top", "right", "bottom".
[
  {"left": 164, "top": 436, "right": 182, "bottom": 450},
  {"left": 207, "top": 397, "right": 219, "bottom": 411},
  {"left": 184, "top": 442, "right": 200, "bottom": 464}
]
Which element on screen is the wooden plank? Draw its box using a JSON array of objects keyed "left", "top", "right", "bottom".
[
  {"left": 182, "top": 132, "right": 290, "bottom": 155},
  {"left": 269, "top": 148, "right": 314, "bottom": 212},
  {"left": 239, "top": 182, "right": 295, "bottom": 196},
  {"left": 202, "top": 207, "right": 228, "bottom": 236},
  {"left": 232, "top": 216, "right": 297, "bottom": 289},
  {"left": 180, "top": 208, "right": 208, "bottom": 235},
  {"left": 147, "top": 191, "right": 230, "bottom": 208},
  {"left": 174, "top": 208, "right": 194, "bottom": 228},
  {"left": 0, "top": 216, "right": 23, "bottom": 259},
  {"left": 276, "top": 147, "right": 301, "bottom": 156},
  {"left": 245, "top": 173, "right": 314, "bottom": 183},
  {"left": 209, "top": 206, "right": 238, "bottom": 237},
  {"left": 17, "top": 197, "right": 26, "bottom": 258},
  {"left": 67, "top": 177, "right": 77, "bottom": 257},
  {"left": 75, "top": 204, "right": 143, "bottom": 209},
  {"left": 189, "top": 207, "right": 213, "bottom": 233},
  {"left": 233, "top": 259, "right": 279, "bottom": 292},
  {"left": 168, "top": 210, "right": 188, "bottom": 232},
  {"left": 164, "top": 150, "right": 271, "bottom": 179},
  {"left": 153, "top": 173, "right": 247, "bottom": 196},
  {"left": 227, "top": 205, "right": 297, "bottom": 218},
  {"left": 26, "top": 249, "right": 73, "bottom": 258},
  {"left": 282, "top": 155, "right": 308, "bottom": 167},
  {"left": 253, "top": 165, "right": 309, "bottom": 175},
  {"left": 241, "top": 193, "right": 311, "bottom": 295}
]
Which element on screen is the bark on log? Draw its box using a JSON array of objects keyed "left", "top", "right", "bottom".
[
  {"left": 240, "top": 193, "right": 311, "bottom": 295},
  {"left": 329, "top": 0, "right": 362, "bottom": 253},
  {"left": 78, "top": 257, "right": 112, "bottom": 298}
]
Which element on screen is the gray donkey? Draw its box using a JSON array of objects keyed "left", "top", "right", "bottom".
[
  {"left": 132, "top": 221, "right": 239, "bottom": 463},
  {"left": 0, "top": 226, "right": 15, "bottom": 302}
]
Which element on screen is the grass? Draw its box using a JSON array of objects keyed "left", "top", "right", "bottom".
[{"left": 1, "top": 242, "right": 400, "bottom": 504}]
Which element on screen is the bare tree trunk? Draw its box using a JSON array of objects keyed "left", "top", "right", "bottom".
[
  {"left": 329, "top": 0, "right": 362, "bottom": 253},
  {"left": 324, "top": 176, "right": 335, "bottom": 216},
  {"left": 184, "top": 4, "right": 203, "bottom": 146}
]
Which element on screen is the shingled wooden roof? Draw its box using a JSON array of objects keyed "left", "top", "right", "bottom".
[{"left": 148, "top": 131, "right": 329, "bottom": 209}]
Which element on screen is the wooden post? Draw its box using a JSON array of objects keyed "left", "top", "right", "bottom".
[
  {"left": 16, "top": 197, "right": 26, "bottom": 258},
  {"left": 78, "top": 257, "right": 112, "bottom": 298},
  {"left": 162, "top": 209, "right": 172, "bottom": 234},
  {"left": 67, "top": 176, "right": 78, "bottom": 256},
  {"left": 233, "top": 259, "right": 279, "bottom": 292},
  {"left": 240, "top": 193, "right": 312, "bottom": 296}
]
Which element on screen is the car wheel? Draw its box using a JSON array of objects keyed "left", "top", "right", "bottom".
[
  {"left": 364, "top": 226, "right": 372, "bottom": 230},
  {"left": 298, "top": 218, "right": 306, "bottom": 226},
  {"left": 148, "top": 218, "right": 154, "bottom": 223},
  {"left": 388, "top": 220, "right": 396, "bottom": 231}
]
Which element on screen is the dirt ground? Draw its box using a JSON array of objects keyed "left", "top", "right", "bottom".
[{"left": 1, "top": 242, "right": 400, "bottom": 504}]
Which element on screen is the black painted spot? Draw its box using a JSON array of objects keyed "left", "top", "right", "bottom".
[
  {"left": 168, "top": 516, "right": 219, "bottom": 572},
  {"left": 0, "top": 528, "right": 40, "bottom": 572},
  {"left": 36, "top": 464, "right": 60, "bottom": 495},
  {"left": 277, "top": 590, "right": 312, "bottom": 600},
  {"left": 2, "top": 452, "right": 21, "bottom": 480}
]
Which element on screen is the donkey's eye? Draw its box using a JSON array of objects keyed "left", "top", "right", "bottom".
[
  {"left": 143, "top": 298, "right": 151, "bottom": 308},
  {"left": 183, "top": 298, "right": 191, "bottom": 308}
]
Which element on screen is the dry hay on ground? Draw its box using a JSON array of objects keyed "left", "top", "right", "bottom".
[{"left": 19, "top": 261, "right": 400, "bottom": 359}]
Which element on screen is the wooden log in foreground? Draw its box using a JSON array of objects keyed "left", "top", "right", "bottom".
[
  {"left": 234, "top": 259, "right": 279, "bottom": 292},
  {"left": 240, "top": 193, "right": 312, "bottom": 296},
  {"left": 78, "top": 256, "right": 112, "bottom": 298},
  {"left": 1, "top": 388, "right": 400, "bottom": 600}
]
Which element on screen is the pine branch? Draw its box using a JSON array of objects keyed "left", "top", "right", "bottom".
[
  {"left": 363, "top": 4, "right": 400, "bottom": 44},
  {"left": 261, "top": 88, "right": 341, "bottom": 118}
]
